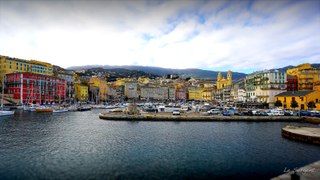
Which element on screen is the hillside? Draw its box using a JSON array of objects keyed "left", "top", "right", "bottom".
[{"left": 68, "top": 65, "right": 247, "bottom": 80}]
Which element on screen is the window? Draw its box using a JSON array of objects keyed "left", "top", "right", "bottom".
[{"left": 284, "top": 97, "right": 286, "bottom": 102}]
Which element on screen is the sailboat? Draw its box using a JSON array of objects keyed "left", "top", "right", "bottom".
[{"left": 0, "top": 73, "right": 14, "bottom": 116}]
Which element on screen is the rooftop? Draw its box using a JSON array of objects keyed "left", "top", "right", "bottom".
[{"left": 275, "top": 90, "right": 315, "bottom": 97}]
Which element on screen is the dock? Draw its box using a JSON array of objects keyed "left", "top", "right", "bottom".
[
  {"left": 272, "top": 160, "right": 320, "bottom": 180},
  {"left": 99, "top": 112, "right": 306, "bottom": 122},
  {"left": 282, "top": 125, "right": 320, "bottom": 145}
]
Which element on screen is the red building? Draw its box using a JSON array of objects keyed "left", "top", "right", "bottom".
[
  {"left": 6, "top": 72, "right": 66, "bottom": 104},
  {"left": 286, "top": 75, "right": 298, "bottom": 91},
  {"left": 176, "top": 88, "right": 187, "bottom": 101}
]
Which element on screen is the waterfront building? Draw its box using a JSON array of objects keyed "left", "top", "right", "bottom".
[
  {"left": 286, "top": 75, "right": 298, "bottom": 91},
  {"left": 57, "top": 71, "right": 75, "bottom": 103},
  {"left": 75, "top": 83, "right": 88, "bottom": 102},
  {"left": 188, "top": 87, "right": 203, "bottom": 101},
  {"left": 0, "top": 55, "right": 53, "bottom": 84},
  {"left": 213, "top": 86, "right": 232, "bottom": 103},
  {"left": 245, "top": 70, "right": 287, "bottom": 106},
  {"left": 124, "top": 82, "right": 140, "bottom": 99},
  {"left": 176, "top": 87, "right": 187, "bottom": 101},
  {"left": 275, "top": 91, "right": 320, "bottom": 110},
  {"left": 168, "top": 86, "right": 176, "bottom": 101},
  {"left": 201, "top": 88, "right": 213, "bottom": 101},
  {"left": 6, "top": 72, "right": 66, "bottom": 104},
  {"left": 287, "top": 63, "right": 320, "bottom": 91},
  {"left": 89, "top": 77, "right": 108, "bottom": 102},
  {"left": 231, "top": 79, "right": 246, "bottom": 102},
  {"left": 213, "top": 71, "right": 233, "bottom": 103},
  {"left": 216, "top": 70, "right": 232, "bottom": 90},
  {"left": 140, "top": 86, "right": 168, "bottom": 100},
  {"left": 107, "top": 83, "right": 125, "bottom": 101}
]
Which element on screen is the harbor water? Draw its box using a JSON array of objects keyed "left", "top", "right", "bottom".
[{"left": 0, "top": 109, "right": 319, "bottom": 179}]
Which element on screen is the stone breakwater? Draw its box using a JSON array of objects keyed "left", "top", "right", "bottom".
[
  {"left": 282, "top": 125, "right": 320, "bottom": 145},
  {"left": 99, "top": 112, "right": 307, "bottom": 122}
]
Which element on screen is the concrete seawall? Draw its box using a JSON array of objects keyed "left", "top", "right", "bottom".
[
  {"left": 282, "top": 125, "right": 320, "bottom": 145},
  {"left": 99, "top": 113, "right": 306, "bottom": 122},
  {"left": 272, "top": 160, "right": 320, "bottom": 180}
]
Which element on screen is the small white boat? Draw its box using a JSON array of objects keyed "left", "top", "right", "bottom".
[
  {"left": 0, "top": 110, "right": 15, "bottom": 116},
  {"left": 53, "top": 109, "right": 68, "bottom": 113}
]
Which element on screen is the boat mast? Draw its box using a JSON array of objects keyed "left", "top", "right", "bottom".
[{"left": 1, "top": 73, "right": 4, "bottom": 110}]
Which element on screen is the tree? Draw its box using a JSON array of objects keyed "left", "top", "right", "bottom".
[
  {"left": 291, "top": 99, "right": 299, "bottom": 109},
  {"left": 307, "top": 101, "right": 316, "bottom": 110},
  {"left": 274, "top": 100, "right": 282, "bottom": 107}
]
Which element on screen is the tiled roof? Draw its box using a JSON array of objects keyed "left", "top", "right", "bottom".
[{"left": 275, "top": 91, "right": 315, "bottom": 97}]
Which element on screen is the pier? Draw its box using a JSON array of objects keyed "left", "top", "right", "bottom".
[
  {"left": 282, "top": 125, "right": 320, "bottom": 145},
  {"left": 99, "top": 112, "right": 306, "bottom": 122}
]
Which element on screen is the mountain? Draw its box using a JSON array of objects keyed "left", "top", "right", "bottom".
[
  {"left": 75, "top": 67, "right": 159, "bottom": 81},
  {"left": 67, "top": 65, "right": 247, "bottom": 80}
]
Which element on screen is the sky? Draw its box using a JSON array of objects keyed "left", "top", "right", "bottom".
[{"left": 0, "top": 0, "right": 319, "bottom": 73}]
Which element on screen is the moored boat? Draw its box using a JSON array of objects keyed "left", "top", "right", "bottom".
[
  {"left": 77, "top": 106, "right": 91, "bottom": 111},
  {"left": 0, "top": 110, "right": 15, "bottom": 116},
  {"left": 36, "top": 107, "right": 53, "bottom": 113},
  {"left": 53, "top": 109, "right": 68, "bottom": 113}
]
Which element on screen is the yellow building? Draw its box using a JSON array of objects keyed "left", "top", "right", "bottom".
[
  {"left": 0, "top": 56, "right": 53, "bottom": 81},
  {"left": 274, "top": 91, "right": 320, "bottom": 110},
  {"left": 75, "top": 83, "right": 89, "bottom": 101},
  {"left": 201, "top": 88, "right": 213, "bottom": 101},
  {"left": 217, "top": 70, "right": 232, "bottom": 90},
  {"left": 188, "top": 87, "right": 203, "bottom": 100},
  {"left": 89, "top": 77, "right": 108, "bottom": 101},
  {"left": 287, "top": 63, "right": 320, "bottom": 91}
]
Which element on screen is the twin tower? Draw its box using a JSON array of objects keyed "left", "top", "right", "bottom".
[{"left": 216, "top": 70, "right": 232, "bottom": 90}]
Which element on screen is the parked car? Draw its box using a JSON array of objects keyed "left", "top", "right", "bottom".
[
  {"left": 265, "top": 110, "right": 274, "bottom": 116},
  {"left": 260, "top": 111, "right": 269, "bottom": 116},
  {"left": 207, "top": 109, "right": 221, "bottom": 115},
  {"left": 284, "top": 111, "right": 292, "bottom": 116},
  {"left": 290, "top": 110, "right": 299, "bottom": 116},
  {"left": 243, "top": 110, "right": 253, "bottom": 116},
  {"left": 222, "top": 111, "right": 231, "bottom": 116},
  {"left": 234, "top": 111, "right": 244, "bottom": 116},
  {"left": 299, "top": 111, "right": 311, "bottom": 116},
  {"left": 172, "top": 110, "right": 180, "bottom": 115}
]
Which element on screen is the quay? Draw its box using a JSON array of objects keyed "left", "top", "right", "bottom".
[
  {"left": 272, "top": 160, "right": 320, "bottom": 180},
  {"left": 282, "top": 125, "right": 320, "bottom": 145},
  {"left": 99, "top": 112, "right": 306, "bottom": 122}
]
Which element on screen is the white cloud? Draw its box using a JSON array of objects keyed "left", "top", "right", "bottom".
[{"left": 0, "top": 0, "right": 319, "bottom": 72}]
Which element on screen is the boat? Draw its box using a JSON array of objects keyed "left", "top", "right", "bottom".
[
  {"left": 77, "top": 106, "right": 91, "bottom": 111},
  {"left": 0, "top": 110, "right": 14, "bottom": 116},
  {"left": 53, "top": 109, "right": 68, "bottom": 113},
  {"left": 36, "top": 106, "right": 53, "bottom": 113},
  {"left": 0, "top": 74, "right": 14, "bottom": 116},
  {"left": 24, "top": 104, "right": 38, "bottom": 112}
]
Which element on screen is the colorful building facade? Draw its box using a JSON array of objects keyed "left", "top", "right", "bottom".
[
  {"left": 245, "top": 70, "right": 287, "bottom": 106},
  {"left": 5, "top": 72, "right": 66, "bottom": 104},
  {"left": 89, "top": 77, "right": 108, "bottom": 102},
  {"left": 75, "top": 83, "right": 89, "bottom": 102},
  {"left": 216, "top": 71, "right": 232, "bottom": 90},
  {"left": 275, "top": 91, "right": 320, "bottom": 110},
  {"left": 0, "top": 56, "right": 53, "bottom": 83},
  {"left": 287, "top": 63, "right": 320, "bottom": 91}
]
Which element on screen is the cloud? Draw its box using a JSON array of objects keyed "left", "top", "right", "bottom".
[{"left": 0, "top": 0, "right": 319, "bottom": 72}]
